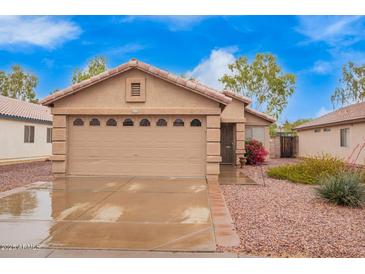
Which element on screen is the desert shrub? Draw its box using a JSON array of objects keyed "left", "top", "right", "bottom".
[
  {"left": 267, "top": 154, "right": 345, "bottom": 184},
  {"left": 316, "top": 171, "right": 365, "bottom": 207},
  {"left": 244, "top": 139, "right": 268, "bottom": 165}
]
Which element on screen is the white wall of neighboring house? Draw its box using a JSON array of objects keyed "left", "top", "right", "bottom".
[
  {"left": 0, "top": 118, "right": 52, "bottom": 162},
  {"left": 298, "top": 122, "right": 365, "bottom": 166}
]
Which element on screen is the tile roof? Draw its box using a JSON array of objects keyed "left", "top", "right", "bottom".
[
  {"left": 245, "top": 107, "right": 276, "bottom": 123},
  {"left": 223, "top": 90, "right": 252, "bottom": 104},
  {"left": 295, "top": 101, "right": 365, "bottom": 130},
  {"left": 40, "top": 58, "right": 232, "bottom": 106},
  {"left": 0, "top": 95, "right": 52, "bottom": 123}
]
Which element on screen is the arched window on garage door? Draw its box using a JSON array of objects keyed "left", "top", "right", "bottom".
[
  {"left": 106, "top": 118, "right": 117, "bottom": 126},
  {"left": 73, "top": 118, "right": 84, "bottom": 126},
  {"left": 173, "top": 118, "right": 184, "bottom": 127},
  {"left": 89, "top": 118, "right": 100, "bottom": 126},
  {"left": 190, "top": 119, "right": 202, "bottom": 127},
  {"left": 156, "top": 118, "right": 167, "bottom": 127},
  {"left": 123, "top": 118, "right": 134, "bottom": 126},
  {"left": 139, "top": 118, "right": 151, "bottom": 127}
]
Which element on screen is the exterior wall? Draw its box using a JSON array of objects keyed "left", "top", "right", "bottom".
[
  {"left": 244, "top": 111, "right": 271, "bottom": 157},
  {"left": 51, "top": 115, "right": 67, "bottom": 176},
  {"left": 206, "top": 115, "right": 221, "bottom": 180},
  {"left": 220, "top": 97, "right": 246, "bottom": 166},
  {"left": 50, "top": 68, "right": 222, "bottom": 177},
  {"left": 298, "top": 122, "right": 365, "bottom": 165},
  {"left": 221, "top": 99, "right": 245, "bottom": 123},
  {"left": 0, "top": 118, "right": 52, "bottom": 162},
  {"left": 235, "top": 122, "right": 245, "bottom": 165}
]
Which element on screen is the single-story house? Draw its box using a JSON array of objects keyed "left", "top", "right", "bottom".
[
  {"left": 0, "top": 95, "right": 53, "bottom": 164},
  {"left": 295, "top": 102, "right": 365, "bottom": 166},
  {"left": 41, "top": 59, "right": 274, "bottom": 179}
]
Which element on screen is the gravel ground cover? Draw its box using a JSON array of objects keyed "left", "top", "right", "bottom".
[
  {"left": 0, "top": 161, "right": 52, "bottom": 192},
  {"left": 219, "top": 158, "right": 365, "bottom": 257}
]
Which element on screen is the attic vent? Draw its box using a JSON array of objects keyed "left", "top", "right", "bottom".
[
  {"left": 126, "top": 78, "right": 146, "bottom": 102},
  {"left": 131, "top": 83, "right": 141, "bottom": 96}
]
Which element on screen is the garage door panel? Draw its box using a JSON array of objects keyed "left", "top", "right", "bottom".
[{"left": 67, "top": 116, "right": 206, "bottom": 176}]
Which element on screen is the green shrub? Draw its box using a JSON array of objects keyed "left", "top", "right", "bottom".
[
  {"left": 316, "top": 171, "right": 365, "bottom": 207},
  {"left": 267, "top": 154, "right": 345, "bottom": 184}
]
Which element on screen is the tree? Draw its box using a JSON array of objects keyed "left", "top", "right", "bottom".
[
  {"left": 0, "top": 65, "right": 38, "bottom": 102},
  {"left": 72, "top": 56, "right": 108, "bottom": 84},
  {"left": 331, "top": 62, "right": 365, "bottom": 107},
  {"left": 219, "top": 53, "right": 296, "bottom": 119}
]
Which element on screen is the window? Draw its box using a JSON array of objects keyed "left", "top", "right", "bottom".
[
  {"left": 324, "top": 128, "right": 331, "bottom": 132},
  {"left": 139, "top": 118, "right": 150, "bottom": 127},
  {"left": 340, "top": 128, "right": 349, "bottom": 147},
  {"left": 89, "top": 118, "right": 100, "bottom": 126},
  {"left": 47, "top": 128, "right": 52, "bottom": 143},
  {"left": 314, "top": 129, "right": 321, "bottom": 133},
  {"left": 245, "top": 126, "right": 265, "bottom": 144},
  {"left": 24, "top": 125, "right": 35, "bottom": 143},
  {"left": 190, "top": 119, "right": 201, "bottom": 127},
  {"left": 126, "top": 78, "right": 146, "bottom": 102},
  {"left": 173, "top": 118, "right": 184, "bottom": 127},
  {"left": 73, "top": 118, "right": 84, "bottom": 126},
  {"left": 106, "top": 118, "right": 117, "bottom": 127},
  {"left": 123, "top": 118, "right": 134, "bottom": 126},
  {"left": 156, "top": 118, "right": 167, "bottom": 127}
]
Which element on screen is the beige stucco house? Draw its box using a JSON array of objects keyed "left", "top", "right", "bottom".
[
  {"left": 0, "top": 95, "right": 53, "bottom": 164},
  {"left": 295, "top": 102, "right": 365, "bottom": 166},
  {"left": 41, "top": 59, "right": 274, "bottom": 179}
]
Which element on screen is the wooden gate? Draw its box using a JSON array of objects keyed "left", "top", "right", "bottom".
[{"left": 280, "top": 136, "right": 297, "bottom": 158}]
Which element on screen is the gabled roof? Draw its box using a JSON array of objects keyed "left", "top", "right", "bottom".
[
  {"left": 223, "top": 90, "right": 252, "bottom": 105},
  {"left": 40, "top": 59, "right": 232, "bottom": 106},
  {"left": 245, "top": 107, "right": 276, "bottom": 123},
  {"left": 295, "top": 102, "right": 365, "bottom": 130},
  {"left": 0, "top": 95, "right": 52, "bottom": 123}
]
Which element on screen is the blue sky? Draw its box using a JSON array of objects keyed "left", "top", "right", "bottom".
[{"left": 1, "top": 15, "right": 365, "bottom": 123}]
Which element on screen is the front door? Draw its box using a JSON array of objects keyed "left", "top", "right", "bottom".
[{"left": 221, "top": 123, "right": 234, "bottom": 164}]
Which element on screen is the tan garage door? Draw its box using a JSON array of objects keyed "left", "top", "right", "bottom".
[{"left": 67, "top": 116, "right": 206, "bottom": 176}]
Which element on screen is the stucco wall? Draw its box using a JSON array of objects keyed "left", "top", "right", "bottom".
[
  {"left": 298, "top": 123, "right": 365, "bottom": 165},
  {"left": 0, "top": 118, "right": 52, "bottom": 161},
  {"left": 221, "top": 99, "right": 245, "bottom": 122}
]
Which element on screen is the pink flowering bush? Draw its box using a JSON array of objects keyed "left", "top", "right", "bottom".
[{"left": 244, "top": 139, "right": 268, "bottom": 165}]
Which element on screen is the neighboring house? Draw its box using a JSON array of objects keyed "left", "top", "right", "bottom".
[
  {"left": 295, "top": 102, "right": 365, "bottom": 165},
  {"left": 41, "top": 59, "right": 274, "bottom": 179},
  {"left": 0, "top": 95, "right": 53, "bottom": 163}
]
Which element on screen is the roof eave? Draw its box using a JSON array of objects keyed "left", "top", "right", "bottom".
[{"left": 295, "top": 117, "right": 365, "bottom": 131}]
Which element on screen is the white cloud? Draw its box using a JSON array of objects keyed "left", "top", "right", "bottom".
[
  {"left": 296, "top": 16, "right": 363, "bottom": 46},
  {"left": 311, "top": 60, "right": 333, "bottom": 75},
  {"left": 121, "top": 16, "right": 206, "bottom": 31},
  {"left": 0, "top": 16, "right": 81, "bottom": 49},
  {"left": 316, "top": 106, "right": 332, "bottom": 117},
  {"left": 108, "top": 43, "right": 147, "bottom": 56},
  {"left": 185, "top": 47, "right": 237, "bottom": 90}
]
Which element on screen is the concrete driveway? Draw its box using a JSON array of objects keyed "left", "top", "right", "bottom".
[{"left": 0, "top": 176, "right": 216, "bottom": 252}]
